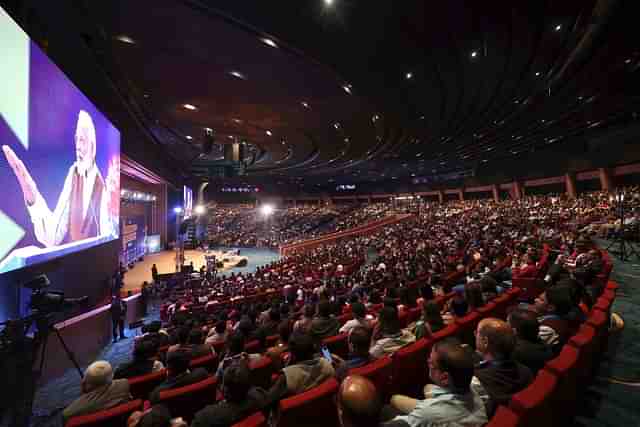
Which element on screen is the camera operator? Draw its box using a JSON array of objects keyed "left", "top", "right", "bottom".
[{"left": 110, "top": 294, "right": 127, "bottom": 343}]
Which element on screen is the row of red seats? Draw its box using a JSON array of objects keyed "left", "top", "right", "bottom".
[{"left": 487, "top": 280, "right": 617, "bottom": 427}]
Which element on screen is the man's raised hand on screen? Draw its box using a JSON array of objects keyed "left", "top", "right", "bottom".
[{"left": 2, "top": 145, "right": 38, "bottom": 206}]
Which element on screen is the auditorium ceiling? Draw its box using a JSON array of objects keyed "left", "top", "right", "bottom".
[{"left": 80, "top": 0, "right": 638, "bottom": 185}]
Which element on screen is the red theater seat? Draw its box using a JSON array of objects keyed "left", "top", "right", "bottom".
[
  {"left": 322, "top": 333, "right": 349, "bottom": 359},
  {"left": 431, "top": 323, "right": 460, "bottom": 342},
  {"left": 349, "top": 356, "right": 392, "bottom": 396},
  {"left": 156, "top": 376, "right": 217, "bottom": 423},
  {"left": 249, "top": 356, "right": 274, "bottom": 389},
  {"left": 190, "top": 354, "right": 218, "bottom": 373},
  {"left": 65, "top": 399, "right": 143, "bottom": 427},
  {"left": 276, "top": 379, "right": 340, "bottom": 427},
  {"left": 266, "top": 334, "right": 279, "bottom": 348},
  {"left": 127, "top": 370, "right": 166, "bottom": 400},
  {"left": 476, "top": 302, "right": 498, "bottom": 319},
  {"left": 511, "top": 278, "right": 544, "bottom": 301},
  {"left": 390, "top": 338, "right": 433, "bottom": 396},
  {"left": 587, "top": 309, "right": 609, "bottom": 358},
  {"left": 455, "top": 311, "right": 481, "bottom": 345},
  {"left": 544, "top": 345, "right": 580, "bottom": 422},
  {"left": 568, "top": 324, "right": 598, "bottom": 385},
  {"left": 245, "top": 340, "right": 261, "bottom": 353},
  {"left": 232, "top": 412, "right": 267, "bottom": 427},
  {"left": 509, "top": 369, "right": 557, "bottom": 427},
  {"left": 486, "top": 406, "right": 522, "bottom": 427}
]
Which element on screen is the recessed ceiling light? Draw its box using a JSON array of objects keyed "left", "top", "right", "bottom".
[
  {"left": 470, "top": 50, "right": 478, "bottom": 58},
  {"left": 143, "top": 94, "right": 150, "bottom": 98},
  {"left": 324, "top": 0, "right": 334, "bottom": 6},
  {"left": 342, "top": 84, "right": 352, "bottom": 94},
  {"left": 625, "top": 58, "right": 632, "bottom": 64},
  {"left": 535, "top": 71, "right": 541, "bottom": 77},
  {"left": 115, "top": 35, "right": 136, "bottom": 44},
  {"left": 204, "top": 127, "right": 212, "bottom": 132},
  {"left": 232, "top": 118, "right": 242, "bottom": 124},
  {"left": 229, "top": 71, "right": 246, "bottom": 80},
  {"left": 183, "top": 103, "right": 197, "bottom": 110},
  {"left": 334, "top": 122, "right": 341, "bottom": 129},
  {"left": 266, "top": 130, "right": 273, "bottom": 136},
  {"left": 228, "top": 135, "right": 234, "bottom": 139},
  {"left": 261, "top": 37, "right": 278, "bottom": 48},
  {"left": 372, "top": 114, "right": 379, "bottom": 122},
  {"left": 185, "top": 135, "right": 193, "bottom": 140},
  {"left": 406, "top": 72, "right": 413, "bottom": 80},
  {"left": 419, "top": 115, "right": 425, "bottom": 120},
  {"left": 555, "top": 24, "right": 562, "bottom": 32},
  {"left": 301, "top": 101, "right": 310, "bottom": 109}
]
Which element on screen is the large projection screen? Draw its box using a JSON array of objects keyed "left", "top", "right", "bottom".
[{"left": 0, "top": 7, "right": 120, "bottom": 274}]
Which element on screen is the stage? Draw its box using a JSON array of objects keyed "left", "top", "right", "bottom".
[{"left": 122, "top": 247, "right": 280, "bottom": 294}]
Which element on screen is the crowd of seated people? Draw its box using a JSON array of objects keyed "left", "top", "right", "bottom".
[{"left": 62, "top": 190, "right": 624, "bottom": 426}]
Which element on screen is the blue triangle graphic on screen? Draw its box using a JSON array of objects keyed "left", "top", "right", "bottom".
[{"left": 0, "top": 7, "right": 30, "bottom": 150}]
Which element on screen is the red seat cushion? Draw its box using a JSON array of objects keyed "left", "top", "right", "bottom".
[
  {"left": 127, "top": 370, "right": 167, "bottom": 400},
  {"left": 65, "top": 399, "right": 143, "bottom": 427},
  {"left": 544, "top": 345, "right": 580, "bottom": 422},
  {"left": 232, "top": 412, "right": 267, "bottom": 427},
  {"left": 157, "top": 376, "right": 218, "bottom": 423},
  {"left": 349, "top": 355, "right": 393, "bottom": 394},
  {"left": 322, "top": 333, "right": 349, "bottom": 359},
  {"left": 276, "top": 379, "right": 340, "bottom": 427},
  {"left": 190, "top": 354, "right": 218, "bottom": 373},
  {"left": 390, "top": 338, "right": 433, "bottom": 396},
  {"left": 486, "top": 406, "right": 522, "bottom": 427},
  {"left": 568, "top": 324, "right": 597, "bottom": 383},
  {"left": 509, "top": 370, "right": 557, "bottom": 427}
]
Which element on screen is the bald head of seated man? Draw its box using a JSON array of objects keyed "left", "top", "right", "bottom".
[{"left": 338, "top": 375, "right": 382, "bottom": 427}]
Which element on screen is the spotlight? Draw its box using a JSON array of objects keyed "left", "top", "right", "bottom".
[
  {"left": 470, "top": 51, "right": 478, "bottom": 58},
  {"left": 194, "top": 205, "right": 206, "bottom": 215},
  {"left": 324, "top": 0, "right": 334, "bottom": 6},
  {"left": 261, "top": 37, "right": 278, "bottom": 48},
  {"left": 183, "top": 104, "right": 197, "bottom": 110},
  {"left": 406, "top": 72, "right": 413, "bottom": 80},
  {"left": 266, "top": 130, "right": 273, "bottom": 136},
  {"left": 260, "top": 204, "right": 274, "bottom": 216},
  {"left": 555, "top": 24, "right": 562, "bottom": 32}
]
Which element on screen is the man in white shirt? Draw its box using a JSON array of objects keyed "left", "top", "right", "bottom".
[{"left": 3, "top": 110, "right": 118, "bottom": 248}]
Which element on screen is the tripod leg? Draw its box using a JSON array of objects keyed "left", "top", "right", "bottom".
[{"left": 52, "top": 327, "right": 84, "bottom": 379}]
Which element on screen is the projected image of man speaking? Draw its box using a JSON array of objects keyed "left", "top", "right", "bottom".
[{"left": 2, "top": 110, "right": 119, "bottom": 247}]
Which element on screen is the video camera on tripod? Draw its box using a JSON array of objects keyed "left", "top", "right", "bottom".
[{"left": 0, "top": 274, "right": 89, "bottom": 426}]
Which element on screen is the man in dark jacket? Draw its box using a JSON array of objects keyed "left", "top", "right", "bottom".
[
  {"left": 474, "top": 318, "right": 533, "bottom": 417},
  {"left": 191, "top": 361, "right": 266, "bottom": 427},
  {"left": 310, "top": 301, "right": 340, "bottom": 342},
  {"left": 150, "top": 350, "right": 209, "bottom": 404},
  {"left": 507, "top": 308, "right": 553, "bottom": 374},
  {"left": 114, "top": 338, "right": 163, "bottom": 379},
  {"left": 110, "top": 294, "right": 127, "bottom": 343}
]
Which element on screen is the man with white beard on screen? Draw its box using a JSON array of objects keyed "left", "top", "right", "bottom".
[{"left": 2, "top": 110, "right": 118, "bottom": 248}]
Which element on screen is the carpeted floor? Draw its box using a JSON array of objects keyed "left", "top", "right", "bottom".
[{"left": 578, "top": 240, "right": 640, "bottom": 426}]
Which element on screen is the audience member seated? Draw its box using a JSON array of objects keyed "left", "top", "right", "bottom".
[
  {"left": 370, "top": 307, "right": 415, "bottom": 359},
  {"left": 150, "top": 350, "right": 209, "bottom": 404},
  {"left": 530, "top": 284, "right": 584, "bottom": 352},
  {"left": 339, "top": 302, "right": 371, "bottom": 334},
  {"left": 127, "top": 404, "right": 173, "bottom": 427},
  {"left": 294, "top": 305, "right": 316, "bottom": 334},
  {"left": 337, "top": 375, "right": 382, "bottom": 427},
  {"left": 114, "top": 338, "right": 164, "bottom": 379},
  {"left": 382, "top": 339, "right": 488, "bottom": 427},
  {"left": 266, "top": 332, "right": 335, "bottom": 402},
  {"left": 216, "top": 332, "right": 262, "bottom": 378},
  {"left": 191, "top": 361, "right": 267, "bottom": 427},
  {"left": 442, "top": 291, "right": 469, "bottom": 324},
  {"left": 507, "top": 308, "right": 553, "bottom": 374},
  {"left": 266, "top": 321, "right": 292, "bottom": 371},
  {"left": 334, "top": 326, "right": 374, "bottom": 380},
  {"left": 414, "top": 300, "right": 445, "bottom": 340},
  {"left": 63, "top": 361, "right": 131, "bottom": 422},
  {"left": 473, "top": 318, "right": 533, "bottom": 417},
  {"left": 169, "top": 327, "right": 214, "bottom": 359},
  {"left": 205, "top": 320, "right": 228, "bottom": 345},
  {"left": 310, "top": 301, "right": 341, "bottom": 342},
  {"left": 257, "top": 308, "right": 281, "bottom": 338}
]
